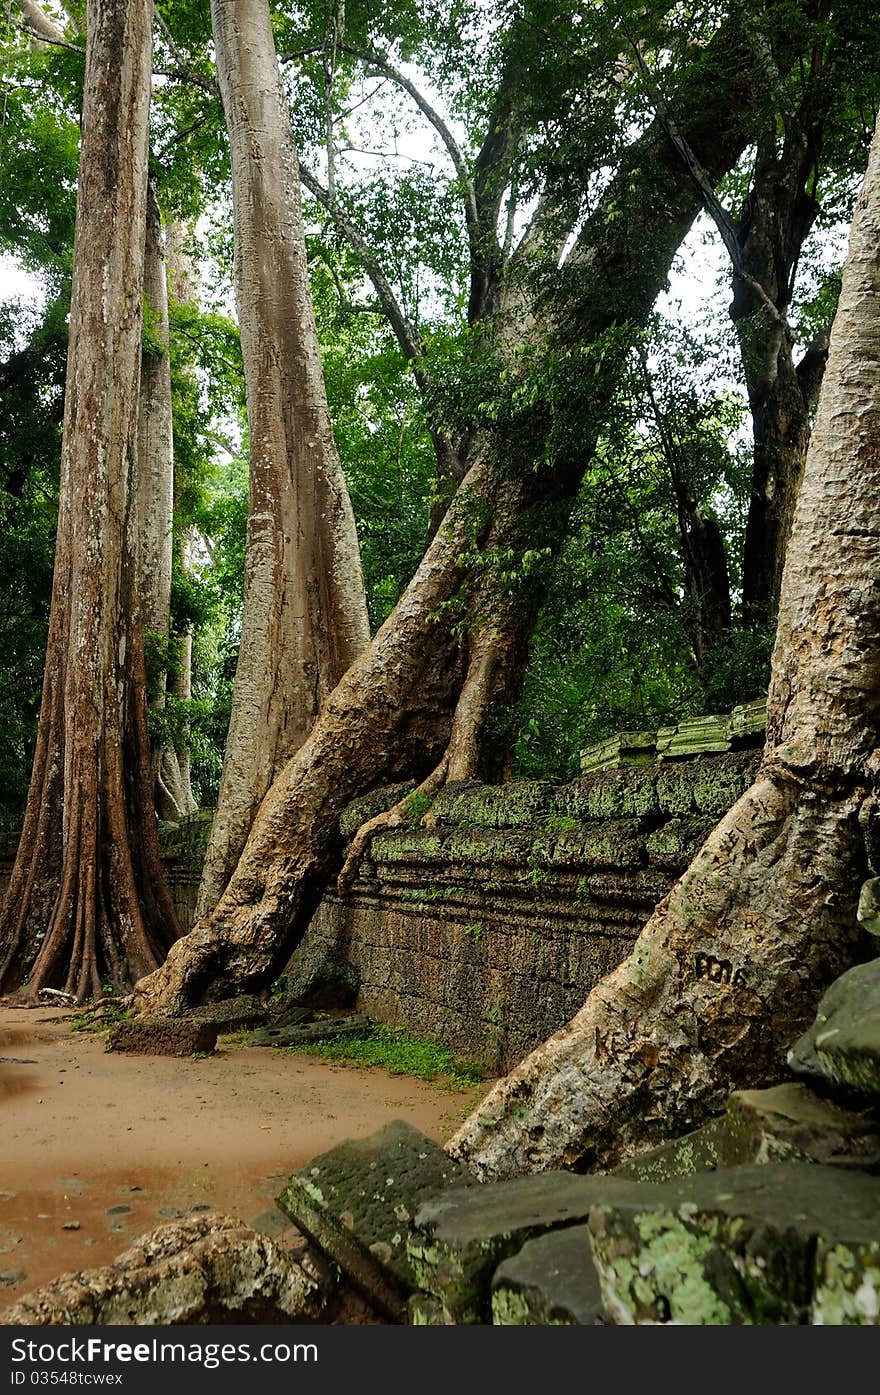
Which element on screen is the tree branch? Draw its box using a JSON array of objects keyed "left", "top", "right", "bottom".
[
  {"left": 299, "top": 162, "right": 426, "bottom": 375},
  {"left": 11, "top": 16, "right": 83, "bottom": 52},
  {"left": 154, "top": 10, "right": 219, "bottom": 98},
  {"left": 624, "top": 32, "right": 783, "bottom": 325},
  {"left": 281, "top": 43, "right": 479, "bottom": 243}
]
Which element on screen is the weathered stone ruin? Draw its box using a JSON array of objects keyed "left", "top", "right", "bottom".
[{"left": 287, "top": 749, "right": 762, "bottom": 1069}]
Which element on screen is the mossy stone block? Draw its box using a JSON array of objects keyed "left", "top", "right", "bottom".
[
  {"left": 491, "top": 1225, "right": 606, "bottom": 1325},
  {"left": 408, "top": 1172, "right": 646, "bottom": 1323},
  {"left": 277, "top": 1121, "right": 468, "bottom": 1320},
  {"left": 789, "top": 959, "right": 880, "bottom": 1099},
  {"left": 588, "top": 1163, "right": 880, "bottom": 1325}
]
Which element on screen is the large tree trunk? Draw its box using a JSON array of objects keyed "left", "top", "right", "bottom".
[
  {"left": 0, "top": 0, "right": 181, "bottom": 1003},
  {"left": 139, "top": 186, "right": 197, "bottom": 822},
  {"left": 132, "top": 5, "right": 782, "bottom": 1017},
  {"left": 195, "top": 0, "right": 370, "bottom": 919},
  {"left": 450, "top": 117, "right": 880, "bottom": 1177}
]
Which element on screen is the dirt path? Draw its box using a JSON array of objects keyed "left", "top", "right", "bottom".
[{"left": 0, "top": 1006, "right": 488, "bottom": 1306}]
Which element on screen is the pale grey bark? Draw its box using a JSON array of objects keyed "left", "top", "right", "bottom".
[
  {"left": 196, "top": 0, "right": 370, "bottom": 918},
  {"left": 450, "top": 114, "right": 880, "bottom": 1177},
  {"left": 138, "top": 194, "right": 198, "bottom": 821}
]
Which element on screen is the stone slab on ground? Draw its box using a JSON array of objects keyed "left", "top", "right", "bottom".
[
  {"left": 277, "top": 1121, "right": 468, "bottom": 1321},
  {"left": 248, "top": 1014, "right": 372, "bottom": 1048},
  {"left": 491, "top": 1225, "right": 605, "bottom": 1325},
  {"left": 588, "top": 1163, "right": 880, "bottom": 1324},
  {"left": 107, "top": 1017, "right": 217, "bottom": 1056},
  {"left": 614, "top": 1083, "right": 880, "bottom": 1182},
  {"left": 183, "top": 995, "right": 266, "bottom": 1031},
  {"left": 0, "top": 1214, "right": 326, "bottom": 1325},
  {"left": 789, "top": 958, "right": 880, "bottom": 1097},
  {"left": 408, "top": 1172, "right": 646, "bottom": 1323}
]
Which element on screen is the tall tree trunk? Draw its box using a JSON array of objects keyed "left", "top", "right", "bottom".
[
  {"left": 0, "top": 0, "right": 181, "bottom": 1003},
  {"left": 162, "top": 220, "right": 202, "bottom": 819},
  {"left": 139, "top": 186, "right": 196, "bottom": 822},
  {"left": 450, "top": 118, "right": 880, "bottom": 1177},
  {"left": 195, "top": 0, "right": 370, "bottom": 919},
  {"left": 132, "top": 4, "right": 781, "bottom": 1018},
  {"left": 733, "top": 107, "right": 829, "bottom": 627}
]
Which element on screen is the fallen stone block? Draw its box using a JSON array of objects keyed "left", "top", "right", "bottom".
[
  {"left": 248, "top": 1014, "right": 372, "bottom": 1048},
  {"left": 107, "top": 1017, "right": 217, "bottom": 1056},
  {"left": 612, "top": 1116, "right": 728, "bottom": 1183},
  {"left": 789, "top": 958, "right": 880, "bottom": 1097},
  {"left": 408, "top": 1172, "right": 646, "bottom": 1323},
  {"left": 614, "top": 1083, "right": 880, "bottom": 1182},
  {"left": 588, "top": 1163, "right": 880, "bottom": 1324},
  {"left": 0, "top": 1214, "right": 326, "bottom": 1325},
  {"left": 277, "top": 1121, "right": 468, "bottom": 1321},
  {"left": 491, "top": 1226, "right": 605, "bottom": 1325},
  {"left": 724, "top": 1083, "right": 880, "bottom": 1171},
  {"left": 183, "top": 995, "right": 266, "bottom": 1032}
]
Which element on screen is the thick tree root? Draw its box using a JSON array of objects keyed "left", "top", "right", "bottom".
[
  {"left": 336, "top": 756, "right": 449, "bottom": 896},
  {"left": 448, "top": 771, "right": 870, "bottom": 1178}
]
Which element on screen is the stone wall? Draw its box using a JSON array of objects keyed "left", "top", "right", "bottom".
[{"left": 286, "top": 752, "right": 760, "bottom": 1071}]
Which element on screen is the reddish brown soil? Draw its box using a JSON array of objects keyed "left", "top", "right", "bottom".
[{"left": 0, "top": 1005, "right": 488, "bottom": 1308}]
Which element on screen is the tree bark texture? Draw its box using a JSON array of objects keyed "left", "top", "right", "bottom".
[
  {"left": 132, "top": 5, "right": 778, "bottom": 1018},
  {"left": 450, "top": 115, "right": 880, "bottom": 1177},
  {"left": 195, "top": 0, "right": 370, "bottom": 919},
  {"left": 0, "top": 0, "right": 181, "bottom": 1002}
]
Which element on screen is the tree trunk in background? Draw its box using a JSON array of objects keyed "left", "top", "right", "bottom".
[
  {"left": 195, "top": 0, "right": 370, "bottom": 920},
  {"left": 133, "top": 5, "right": 779, "bottom": 1016},
  {"left": 163, "top": 220, "right": 202, "bottom": 819},
  {"left": 733, "top": 98, "right": 830, "bottom": 627},
  {"left": 0, "top": 0, "right": 181, "bottom": 1003},
  {"left": 139, "top": 186, "right": 196, "bottom": 822},
  {"left": 451, "top": 119, "right": 880, "bottom": 1176}
]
